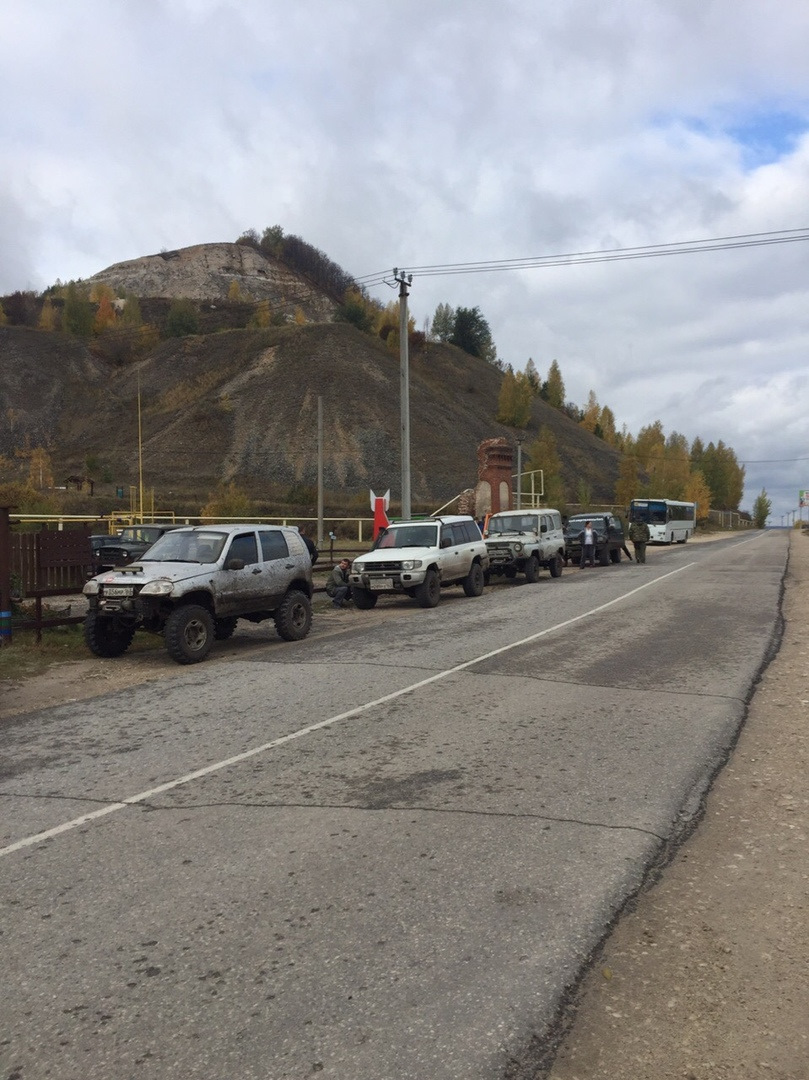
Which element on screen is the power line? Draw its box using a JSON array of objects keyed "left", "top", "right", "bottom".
[{"left": 354, "top": 227, "right": 809, "bottom": 288}]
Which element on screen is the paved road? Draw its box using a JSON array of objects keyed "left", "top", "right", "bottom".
[{"left": 0, "top": 530, "right": 786, "bottom": 1079}]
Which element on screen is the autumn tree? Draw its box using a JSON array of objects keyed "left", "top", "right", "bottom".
[
  {"left": 93, "top": 293, "right": 118, "bottom": 335},
  {"left": 250, "top": 299, "right": 272, "bottom": 328},
  {"left": 700, "top": 440, "right": 745, "bottom": 510},
  {"left": 27, "top": 447, "right": 54, "bottom": 490},
  {"left": 683, "top": 470, "right": 712, "bottom": 521},
  {"left": 526, "top": 426, "right": 566, "bottom": 508},
  {"left": 752, "top": 489, "right": 771, "bottom": 529},
  {"left": 430, "top": 302, "right": 455, "bottom": 342},
  {"left": 614, "top": 455, "right": 640, "bottom": 508},
  {"left": 38, "top": 296, "right": 58, "bottom": 331},
  {"left": 542, "top": 360, "right": 565, "bottom": 409},
  {"left": 580, "top": 390, "right": 600, "bottom": 434},
  {"left": 496, "top": 368, "right": 532, "bottom": 428},
  {"left": 334, "top": 288, "right": 377, "bottom": 333},
  {"left": 524, "top": 358, "right": 540, "bottom": 394},
  {"left": 227, "top": 279, "right": 243, "bottom": 302},
  {"left": 0, "top": 301, "right": 6, "bottom": 326},
  {"left": 200, "top": 482, "right": 253, "bottom": 521},
  {"left": 62, "top": 282, "right": 94, "bottom": 337},
  {"left": 599, "top": 405, "right": 617, "bottom": 446}
]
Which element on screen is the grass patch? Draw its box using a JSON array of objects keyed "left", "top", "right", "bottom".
[{"left": 0, "top": 623, "right": 162, "bottom": 683}]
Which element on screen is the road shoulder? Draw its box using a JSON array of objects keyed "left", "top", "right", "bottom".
[{"left": 545, "top": 531, "right": 808, "bottom": 1079}]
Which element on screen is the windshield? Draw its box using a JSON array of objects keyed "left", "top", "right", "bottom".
[
  {"left": 141, "top": 530, "right": 228, "bottom": 564},
  {"left": 372, "top": 523, "right": 439, "bottom": 550},
  {"left": 487, "top": 514, "right": 538, "bottom": 535}
]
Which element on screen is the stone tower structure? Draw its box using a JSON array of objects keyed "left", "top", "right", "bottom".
[{"left": 474, "top": 438, "right": 513, "bottom": 517}]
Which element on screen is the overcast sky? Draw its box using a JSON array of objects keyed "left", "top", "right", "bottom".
[{"left": 2, "top": 0, "right": 807, "bottom": 522}]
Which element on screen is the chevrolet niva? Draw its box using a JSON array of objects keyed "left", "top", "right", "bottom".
[{"left": 83, "top": 524, "right": 313, "bottom": 664}]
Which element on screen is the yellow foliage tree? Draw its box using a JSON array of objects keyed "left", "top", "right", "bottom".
[
  {"left": 526, "top": 426, "right": 566, "bottom": 508},
  {"left": 200, "top": 482, "right": 252, "bottom": 521},
  {"left": 614, "top": 455, "right": 640, "bottom": 508},
  {"left": 293, "top": 307, "right": 307, "bottom": 326},
  {"left": 27, "top": 447, "right": 54, "bottom": 490},
  {"left": 684, "top": 470, "right": 712, "bottom": 521},
  {"left": 38, "top": 296, "right": 57, "bottom": 331},
  {"left": 251, "top": 299, "right": 272, "bottom": 328},
  {"left": 580, "top": 390, "right": 600, "bottom": 434},
  {"left": 89, "top": 282, "right": 115, "bottom": 304},
  {"left": 228, "top": 280, "right": 243, "bottom": 301}
]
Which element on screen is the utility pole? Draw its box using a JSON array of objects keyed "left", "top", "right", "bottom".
[
  {"left": 516, "top": 436, "right": 524, "bottom": 510},
  {"left": 394, "top": 269, "right": 413, "bottom": 519},
  {"left": 317, "top": 395, "right": 324, "bottom": 545}
]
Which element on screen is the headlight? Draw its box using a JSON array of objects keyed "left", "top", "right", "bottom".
[
  {"left": 353, "top": 561, "right": 364, "bottom": 573},
  {"left": 83, "top": 580, "right": 99, "bottom": 595},
  {"left": 514, "top": 542, "right": 523, "bottom": 553},
  {"left": 400, "top": 559, "right": 423, "bottom": 571},
  {"left": 140, "top": 579, "right": 174, "bottom": 596}
]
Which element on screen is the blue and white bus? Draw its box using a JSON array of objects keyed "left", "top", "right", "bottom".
[{"left": 628, "top": 498, "right": 696, "bottom": 544}]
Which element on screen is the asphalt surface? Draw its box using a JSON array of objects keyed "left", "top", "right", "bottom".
[{"left": 0, "top": 530, "right": 786, "bottom": 1079}]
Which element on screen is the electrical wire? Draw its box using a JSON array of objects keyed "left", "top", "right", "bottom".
[{"left": 354, "top": 227, "right": 809, "bottom": 288}]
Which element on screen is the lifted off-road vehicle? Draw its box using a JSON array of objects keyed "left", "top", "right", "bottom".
[
  {"left": 349, "top": 515, "right": 489, "bottom": 609},
  {"left": 484, "top": 509, "right": 565, "bottom": 582},
  {"left": 83, "top": 524, "right": 313, "bottom": 664}
]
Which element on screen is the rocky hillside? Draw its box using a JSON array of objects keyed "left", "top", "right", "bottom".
[
  {"left": 86, "top": 242, "right": 338, "bottom": 322},
  {"left": 0, "top": 241, "right": 622, "bottom": 516},
  {"left": 0, "top": 322, "right": 620, "bottom": 515}
]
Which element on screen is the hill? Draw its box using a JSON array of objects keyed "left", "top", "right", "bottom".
[{"left": 0, "top": 243, "right": 622, "bottom": 516}]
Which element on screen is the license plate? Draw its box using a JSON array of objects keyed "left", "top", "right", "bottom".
[
  {"left": 369, "top": 578, "right": 393, "bottom": 591},
  {"left": 104, "top": 586, "right": 133, "bottom": 597}
]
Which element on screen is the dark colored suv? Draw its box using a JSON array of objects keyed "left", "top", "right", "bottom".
[
  {"left": 91, "top": 524, "right": 180, "bottom": 572},
  {"left": 564, "top": 513, "right": 627, "bottom": 566}
]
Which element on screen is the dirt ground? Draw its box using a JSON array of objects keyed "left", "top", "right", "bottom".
[{"left": 2, "top": 533, "right": 806, "bottom": 1078}]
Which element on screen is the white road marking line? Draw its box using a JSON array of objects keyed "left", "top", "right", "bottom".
[{"left": 1, "top": 564, "right": 695, "bottom": 859}]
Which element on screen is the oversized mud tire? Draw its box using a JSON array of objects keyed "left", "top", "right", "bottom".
[
  {"left": 352, "top": 585, "right": 378, "bottom": 610},
  {"left": 463, "top": 561, "right": 485, "bottom": 597},
  {"left": 415, "top": 569, "right": 441, "bottom": 608},
  {"left": 524, "top": 555, "right": 540, "bottom": 583},
  {"left": 610, "top": 548, "right": 621, "bottom": 564},
  {"left": 549, "top": 553, "right": 563, "bottom": 578},
  {"left": 83, "top": 612, "right": 136, "bottom": 658},
  {"left": 599, "top": 546, "right": 611, "bottom": 566},
  {"left": 165, "top": 604, "right": 214, "bottom": 665},
  {"left": 214, "top": 616, "right": 238, "bottom": 640},
  {"left": 503, "top": 566, "right": 518, "bottom": 579},
  {"left": 274, "top": 589, "right": 312, "bottom": 641}
]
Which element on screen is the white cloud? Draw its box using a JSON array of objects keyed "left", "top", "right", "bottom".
[{"left": 1, "top": 0, "right": 808, "bottom": 519}]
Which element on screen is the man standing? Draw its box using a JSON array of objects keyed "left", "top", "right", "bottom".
[
  {"left": 327, "top": 558, "right": 352, "bottom": 608},
  {"left": 578, "top": 521, "right": 596, "bottom": 568},
  {"left": 628, "top": 518, "right": 651, "bottom": 563}
]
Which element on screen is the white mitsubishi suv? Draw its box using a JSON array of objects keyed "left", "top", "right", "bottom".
[{"left": 349, "top": 515, "right": 489, "bottom": 609}]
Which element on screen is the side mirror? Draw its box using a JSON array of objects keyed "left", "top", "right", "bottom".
[
  {"left": 440, "top": 537, "right": 452, "bottom": 548},
  {"left": 227, "top": 558, "right": 245, "bottom": 571}
]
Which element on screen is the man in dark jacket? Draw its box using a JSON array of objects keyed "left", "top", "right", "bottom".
[{"left": 326, "top": 559, "right": 352, "bottom": 608}]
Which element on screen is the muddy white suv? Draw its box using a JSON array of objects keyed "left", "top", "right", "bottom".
[
  {"left": 83, "top": 524, "right": 313, "bottom": 664},
  {"left": 485, "top": 509, "right": 565, "bottom": 583},
  {"left": 349, "top": 515, "right": 489, "bottom": 608}
]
